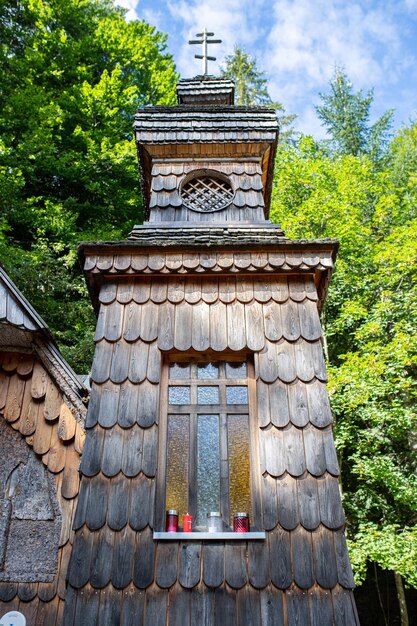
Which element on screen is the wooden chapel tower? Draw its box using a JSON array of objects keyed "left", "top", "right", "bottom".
[{"left": 63, "top": 72, "right": 359, "bottom": 624}]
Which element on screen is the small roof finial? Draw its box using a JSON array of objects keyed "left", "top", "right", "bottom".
[{"left": 189, "top": 27, "right": 222, "bottom": 75}]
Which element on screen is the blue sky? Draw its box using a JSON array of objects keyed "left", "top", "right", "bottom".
[{"left": 117, "top": 0, "right": 417, "bottom": 138}]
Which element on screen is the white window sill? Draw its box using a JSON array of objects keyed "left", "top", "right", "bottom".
[{"left": 153, "top": 531, "right": 266, "bottom": 540}]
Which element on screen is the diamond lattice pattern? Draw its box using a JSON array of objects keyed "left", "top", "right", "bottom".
[{"left": 181, "top": 174, "right": 234, "bottom": 212}]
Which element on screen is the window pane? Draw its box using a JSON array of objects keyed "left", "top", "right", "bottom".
[
  {"left": 197, "top": 415, "right": 220, "bottom": 528},
  {"left": 197, "top": 362, "right": 219, "bottom": 379},
  {"left": 166, "top": 415, "right": 189, "bottom": 522},
  {"left": 169, "top": 363, "right": 190, "bottom": 379},
  {"left": 169, "top": 386, "right": 190, "bottom": 404},
  {"left": 227, "top": 414, "right": 252, "bottom": 527},
  {"left": 226, "top": 385, "right": 248, "bottom": 405},
  {"left": 197, "top": 386, "right": 219, "bottom": 404},
  {"left": 226, "top": 362, "right": 247, "bottom": 379}
]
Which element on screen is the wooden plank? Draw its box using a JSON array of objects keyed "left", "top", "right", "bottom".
[
  {"left": 294, "top": 339, "right": 315, "bottom": 382},
  {"left": 0, "top": 583, "right": 17, "bottom": 602},
  {"left": 148, "top": 254, "right": 165, "bottom": 272},
  {"left": 167, "top": 278, "right": 185, "bottom": 304},
  {"left": 281, "top": 300, "right": 301, "bottom": 341},
  {"left": 262, "top": 425, "right": 285, "bottom": 477},
  {"left": 286, "top": 587, "right": 311, "bottom": 626},
  {"left": 85, "top": 473, "right": 109, "bottom": 530},
  {"left": 123, "top": 302, "right": 142, "bottom": 342},
  {"left": 261, "top": 473, "right": 278, "bottom": 530},
  {"left": 209, "top": 301, "right": 227, "bottom": 352},
  {"left": 104, "top": 301, "right": 124, "bottom": 342},
  {"left": 110, "top": 339, "right": 132, "bottom": 385},
  {"left": 306, "top": 380, "right": 333, "bottom": 428},
  {"left": 155, "top": 541, "right": 179, "bottom": 588},
  {"left": 97, "top": 587, "right": 122, "bottom": 625},
  {"left": 91, "top": 340, "right": 112, "bottom": 384},
  {"left": 270, "top": 276, "right": 289, "bottom": 302},
  {"left": 140, "top": 302, "right": 159, "bottom": 342},
  {"left": 121, "top": 585, "right": 145, "bottom": 626},
  {"left": 31, "top": 361, "right": 49, "bottom": 399},
  {"left": 142, "top": 425, "right": 158, "bottom": 477},
  {"left": 234, "top": 252, "right": 251, "bottom": 269},
  {"left": 237, "top": 586, "right": 261, "bottom": 626},
  {"left": 202, "top": 541, "right": 225, "bottom": 588},
  {"left": 276, "top": 341, "right": 296, "bottom": 383},
  {"left": 309, "top": 587, "right": 333, "bottom": 626},
  {"left": 94, "top": 307, "right": 106, "bottom": 344},
  {"left": 133, "top": 527, "right": 155, "bottom": 589},
  {"left": 129, "top": 474, "right": 151, "bottom": 531},
  {"left": 263, "top": 301, "right": 282, "bottom": 341},
  {"left": 245, "top": 301, "right": 265, "bottom": 351},
  {"left": 236, "top": 279, "right": 253, "bottom": 304},
  {"left": 256, "top": 380, "right": 270, "bottom": 428},
  {"left": 334, "top": 530, "right": 355, "bottom": 588},
  {"left": 16, "top": 353, "right": 34, "bottom": 376},
  {"left": 227, "top": 301, "right": 246, "bottom": 351},
  {"left": 225, "top": 542, "right": 247, "bottom": 589},
  {"left": 201, "top": 278, "right": 219, "bottom": 304},
  {"left": 0, "top": 371, "right": 9, "bottom": 411},
  {"left": 298, "top": 473, "right": 320, "bottom": 531},
  {"left": 183, "top": 253, "right": 200, "bottom": 270},
  {"left": 168, "top": 584, "right": 191, "bottom": 626},
  {"left": 137, "top": 380, "right": 159, "bottom": 428},
  {"left": 322, "top": 427, "right": 340, "bottom": 476},
  {"left": 131, "top": 255, "right": 148, "bottom": 272},
  {"left": 253, "top": 277, "right": 271, "bottom": 302},
  {"left": 219, "top": 276, "right": 236, "bottom": 304},
  {"left": 66, "top": 526, "right": 94, "bottom": 588},
  {"left": 108, "top": 473, "right": 130, "bottom": 531},
  {"left": 47, "top": 437, "right": 67, "bottom": 473},
  {"left": 179, "top": 542, "right": 201, "bottom": 589},
  {"left": 157, "top": 301, "right": 175, "bottom": 351},
  {"left": 269, "top": 526, "right": 292, "bottom": 589},
  {"left": 332, "top": 588, "right": 358, "bottom": 625},
  {"left": 33, "top": 408, "right": 53, "bottom": 455},
  {"left": 311, "top": 340, "right": 327, "bottom": 381},
  {"left": 313, "top": 526, "right": 338, "bottom": 589},
  {"left": 191, "top": 584, "right": 215, "bottom": 626},
  {"left": 260, "top": 586, "right": 285, "bottom": 626},
  {"left": 73, "top": 583, "right": 99, "bottom": 626},
  {"left": 192, "top": 301, "right": 210, "bottom": 351},
  {"left": 1, "top": 352, "right": 19, "bottom": 372},
  {"left": 118, "top": 382, "right": 139, "bottom": 429},
  {"left": 215, "top": 586, "right": 237, "bottom": 624},
  {"left": 58, "top": 403, "right": 76, "bottom": 441},
  {"left": 269, "top": 380, "right": 290, "bottom": 428},
  {"left": 284, "top": 424, "right": 306, "bottom": 477},
  {"left": 185, "top": 278, "right": 202, "bottom": 304},
  {"left": 288, "top": 275, "right": 306, "bottom": 302},
  {"left": 20, "top": 392, "right": 40, "bottom": 436},
  {"left": 61, "top": 446, "right": 80, "bottom": 499},
  {"left": 101, "top": 425, "right": 124, "bottom": 477},
  {"left": 143, "top": 587, "right": 167, "bottom": 626},
  {"left": 117, "top": 281, "right": 133, "bottom": 304},
  {"left": 303, "top": 425, "right": 326, "bottom": 477},
  {"left": 132, "top": 280, "right": 151, "bottom": 304},
  {"left": 317, "top": 474, "right": 345, "bottom": 529},
  {"left": 89, "top": 526, "right": 115, "bottom": 588},
  {"left": 165, "top": 254, "right": 182, "bottom": 271},
  {"left": 248, "top": 540, "right": 270, "bottom": 589},
  {"left": 174, "top": 302, "right": 193, "bottom": 351},
  {"left": 287, "top": 381, "right": 309, "bottom": 427},
  {"left": 4, "top": 374, "right": 25, "bottom": 422},
  {"left": 122, "top": 425, "right": 143, "bottom": 478},
  {"left": 258, "top": 340, "right": 278, "bottom": 383},
  {"left": 75, "top": 421, "right": 86, "bottom": 454},
  {"left": 299, "top": 299, "right": 322, "bottom": 341},
  {"left": 276, "top": 474, "right": 299, "bottom": 530},
  {"left": 73, "top": 477, "right": 90, "bottom": 530},
  {"left": 128, "top": 340, "right": 149, "bottom": 384},
  {"left": 291, "top": 526, "right": 314, "bottom": 589},
  {"left": 111, "top": 525, "right": 135, "bottom": 590},
  {"left": 147, "top": 341, "right": 161, "bottom": 383}
]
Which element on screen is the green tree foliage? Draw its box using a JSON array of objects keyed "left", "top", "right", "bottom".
[
  {"left": 0, "top": 0, "right": 178, "bottom": 370},
  {"left": 270, "top": 124, "right": 417, "bottom": 593},
  {"left": 221, "top": 46, "right": 295, "bottom": 142},
  {"left": 316, "top": 68, "right": 394, "bottom": 162}
]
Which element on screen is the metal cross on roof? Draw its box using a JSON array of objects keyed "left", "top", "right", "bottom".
[{"left": 189, "top": 28, "right": 222, "bottom": 75}]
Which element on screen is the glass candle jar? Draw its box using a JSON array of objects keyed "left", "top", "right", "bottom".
[
  {"left": 207, "top": 512, "right": 223, "bottom": 533},
  {"left": 233, "top": 512, "right": 249, "bottom": 532},
  {"left": 166, "top": 509, "right": 178, "bottom": 532}
]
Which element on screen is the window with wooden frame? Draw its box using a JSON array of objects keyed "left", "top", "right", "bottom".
[{"left": 156, "top": 356, "right": 263, "bottom": 536}]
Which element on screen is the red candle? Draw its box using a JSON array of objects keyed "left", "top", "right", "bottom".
[
  {"left": 166, "top": 509, "right": 178, "bottom": 532},
  {"left": 233, "top": 512, "right": 249, "bottom": 532},
  {"left": 183, "top": 514, "right": 192, "bottom": 532}
]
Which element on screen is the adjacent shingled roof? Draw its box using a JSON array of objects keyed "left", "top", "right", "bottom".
[{"left": 176, "top": 76, "right": 235, "bottom": 105}]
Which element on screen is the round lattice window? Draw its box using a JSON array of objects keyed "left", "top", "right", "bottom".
[{"left": 180, "top": 170, "right": 234, "bottom": 213}]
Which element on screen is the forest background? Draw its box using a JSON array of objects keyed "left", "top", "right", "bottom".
[{"left": 1, "top": 0, "right": 416, "bottom": 624}]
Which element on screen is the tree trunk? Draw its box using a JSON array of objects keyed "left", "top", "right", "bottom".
[{"left": 394, "top": 571, "right": 409, "bottom": 626}]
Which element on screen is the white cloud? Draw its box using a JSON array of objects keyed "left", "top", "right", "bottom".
[{"left": 116, "top": 0, "right": 139, "bottom": 21}]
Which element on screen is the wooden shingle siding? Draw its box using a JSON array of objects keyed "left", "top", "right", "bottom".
[
  {"left": 0, "top": 352, "right": 85, "bottom": 624},
  {"left": 64, "top": 259, "right": 358, "bottom": 624}
]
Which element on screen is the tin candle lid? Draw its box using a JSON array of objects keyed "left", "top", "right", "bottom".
[
  {"left": 166, "top": 509, "right": 178, "bottom": 515},
  {"left": 207, "top": 511, "right": 222, "bottom": 517},
  {"left": 233, "top": 512, "right": 249, "bottom": 518}
]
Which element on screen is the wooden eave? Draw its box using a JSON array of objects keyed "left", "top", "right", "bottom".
[{"left": 77, "top": 233, "right": 338, "bottom": 316}]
